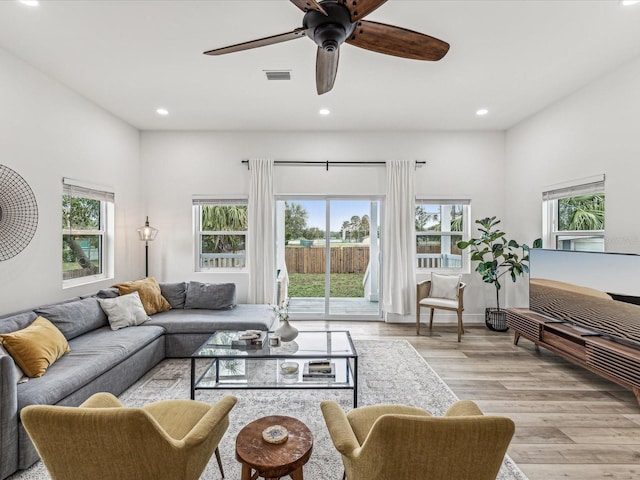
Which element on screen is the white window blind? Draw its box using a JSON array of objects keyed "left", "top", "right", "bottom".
[
  {"left": 63, "top": 178, "right": 114, "bottom": 203},
  {"left": 192, "top": 197, "right": 248, "bottom": 206},
  {"left": 416, "top": 198, "right": 470, "bottom": 205},
  {"left": 542, "top": 175, "right": 605, "bottom": 200}
]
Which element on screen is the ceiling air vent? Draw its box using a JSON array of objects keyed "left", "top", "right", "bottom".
[{"left": 265, "top": 70, "right": 291, "bottom": 81}]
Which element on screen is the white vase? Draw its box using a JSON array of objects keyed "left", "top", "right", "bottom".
[{"left": 275, "top": 318, "right": 298, "bottom": 342}]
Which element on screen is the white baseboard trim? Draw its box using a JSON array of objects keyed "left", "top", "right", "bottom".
[{"left": 385, "top": 312, "right": 486, "bottom": 324}]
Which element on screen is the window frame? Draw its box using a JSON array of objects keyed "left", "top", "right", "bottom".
[
  {"left": 415, "top": 198, "right": 470, "bottom": 273},
  {"left": 192, "top": 197, "right": 249, "bottom": 272},
  {"left": 542, "top": 175, "right": 605, "bottom": 252},
  {"left": 62, "top": 178, "right": 114, "bottom": 288}
]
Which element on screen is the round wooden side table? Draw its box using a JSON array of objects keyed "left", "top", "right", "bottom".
[{"left": 236, "top": 415, "right": 314, "bottom": 480}]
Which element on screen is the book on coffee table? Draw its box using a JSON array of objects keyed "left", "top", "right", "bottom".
[
  {"left": 204, "top": 330, "right": 267, "bottom": 350},
  {"left": 302, "top": 362, "right": 335, "bottom": 379},
  {"left": 231, "top": 331, "right": 267, "bottom": 348}
]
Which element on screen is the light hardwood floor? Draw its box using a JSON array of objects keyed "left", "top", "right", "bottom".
[{"left": 297, "top": 320, "right": 640, "bottom": 480}]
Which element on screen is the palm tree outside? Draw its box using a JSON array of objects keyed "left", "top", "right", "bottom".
[{"left": 558, "top": 194, "right": 604, "bottom": 231}]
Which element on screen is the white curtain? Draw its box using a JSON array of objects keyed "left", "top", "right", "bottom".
[
  {"left": 382, "top": 160, "right": 416, "bottom": 316},
  {"left": 247, "top": 158, "right": 275, "bottom": 304}
]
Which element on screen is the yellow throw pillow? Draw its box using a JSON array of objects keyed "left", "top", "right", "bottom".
[
  {"left": 0, "top": 316, "right": 70, "bottom": 378},
  {"left": 112, "top": 276, "right": 171, "bottom": 315}
]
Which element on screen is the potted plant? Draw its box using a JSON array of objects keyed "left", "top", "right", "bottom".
[{"left": 457, "top": 216, "right": 541, "bottom": 331}]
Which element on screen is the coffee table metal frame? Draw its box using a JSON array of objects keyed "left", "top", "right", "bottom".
[{"left": 190, "top": 330, "right": 359, "bottom": 406}]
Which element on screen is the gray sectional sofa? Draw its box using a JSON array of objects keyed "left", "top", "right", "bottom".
[{"left": 0, "top": 281, "right": 275, "bottom": 480}]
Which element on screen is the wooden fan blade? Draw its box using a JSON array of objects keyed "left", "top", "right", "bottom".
[
  {"left": 346, "top": 20, "right": 449, "bottom": 61},
  {"left": 316, "top": 47, "right": 340, "bottom": 95},
  {"left": 204, "top": 28, "right": 306, "bottom": 55},
  {"left": 339, "top": 0, "right": 388, "bottom": 22},
  {"left": 289, "top": 0, "right": 328, "bottom": 15}
]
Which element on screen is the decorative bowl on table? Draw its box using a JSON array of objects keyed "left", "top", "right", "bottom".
[{"left": 280, "top": 361, "right": 299, "bottom": 382}]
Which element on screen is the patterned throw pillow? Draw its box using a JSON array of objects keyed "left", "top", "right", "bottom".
[{"left": 98, "top": 292, "right": 151, "bottom": 331}]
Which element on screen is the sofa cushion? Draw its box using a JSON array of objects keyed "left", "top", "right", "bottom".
[
  {"left": 16, "top": 325, "right": 165, "bottom": 410},
  {"left": 34, "top": 297, "right": 108, "bottom": 341},
  {"left": 159, "top": 282, "right": 188, "bottom": 309},
  {"left": 147, "top": 304, "right": 275, "bottom": 334},
  {"left": 184, "top": 282, "right": 236, "bottom": 310},
  {"left": 98, "top": 292, "right": 150, "bottom": 330},
  {"left": 0, "top": 317, "right": 70, "bottom": 378},
  {"left": 96, "top": 288, "right": 120, "bottom": 299},
  {"left": 113, "top": 277, "right": 172, "bottom": 315},
  {"left": 0, "top": 311, "right": 37, "bottom": 335}
]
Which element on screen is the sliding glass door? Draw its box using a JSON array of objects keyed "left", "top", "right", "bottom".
[{"left": 275, "top": 196, "right": 382, "bottom": 320}]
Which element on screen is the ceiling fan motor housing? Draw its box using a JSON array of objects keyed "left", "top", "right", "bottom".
[{"left": 304, "top": 1, "right": 356, "bottom": 52}]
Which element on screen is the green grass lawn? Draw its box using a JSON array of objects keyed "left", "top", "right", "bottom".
[{"left": 288, "top": 273, "right": 364, "bottom": 298}]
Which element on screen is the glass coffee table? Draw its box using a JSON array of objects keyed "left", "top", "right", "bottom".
[{"left": 190, "top": 330, "right": 359, "bottom": 406}]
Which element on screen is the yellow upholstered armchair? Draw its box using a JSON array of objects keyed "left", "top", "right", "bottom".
[
  {"left": 321, "top": 399, "right": 515, "bottom": 480},
  {"left": 416, "top": 273, "right": 466, "bottom": 341},
  {"left": 21, "top": 392, "right": 237, "bottom": 480}
]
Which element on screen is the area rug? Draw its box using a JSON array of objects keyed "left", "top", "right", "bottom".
[{"left": 11, "top": 340, "right": 528, "bottom": 480}]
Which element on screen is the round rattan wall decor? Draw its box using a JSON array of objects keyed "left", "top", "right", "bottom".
[{"left": 0, "top": 165, "right": 38, "bottom": 261}]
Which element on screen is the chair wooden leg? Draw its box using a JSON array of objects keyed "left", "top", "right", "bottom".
[
  {"left": 342, "top": 471, "right": 346, "bottom": 480},
  {"left": 416, "top": 306, "right": 421, "bottom": 335},
  {"left": 457, "top": 310, "right": 463, "bottom": 342},
  {"left": 429, "top": 308, "right": 435, "bottom": 329}
]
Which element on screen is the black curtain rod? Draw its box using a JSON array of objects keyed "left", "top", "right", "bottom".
[{"left": 241, "top": 160, "right": 426, "bottom": 171}]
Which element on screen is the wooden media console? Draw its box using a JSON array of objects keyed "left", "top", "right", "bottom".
[{"left": 507, "top": 308, "right": 640, "bottom": 404}]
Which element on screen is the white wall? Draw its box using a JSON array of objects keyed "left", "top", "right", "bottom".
[
  {"left": 0, "top": 47, "right": 142, "bottom": 314},
  {"left": 141, "top": 130, "right": 506, "bottom": 316},
  {"left": 505, "top": 55, "right": 640, "bottom": 307}
]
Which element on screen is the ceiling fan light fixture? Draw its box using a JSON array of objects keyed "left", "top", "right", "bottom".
[
  {"left": 203, "top": 0, "right": 450, "bottom": 95},
  {"left": 304, "top": 2, "right": 355, "bottom": 50},
  {"left": 476, "top": 108, "right": 489, "bottom": 116},
  {"left": 156, "top": 108, "right": 169, "bottom": 116},
  {"left": 319, "top": 108, "right": 331, "bottom": 116}
]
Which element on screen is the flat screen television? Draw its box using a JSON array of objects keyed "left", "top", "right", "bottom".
[{"left": 529, "top": 249, "right": 640, "bottom": 347}]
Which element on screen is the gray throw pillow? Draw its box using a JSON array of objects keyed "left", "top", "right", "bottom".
[
  {"left": 184, "top": 282, "right": 236, "bottom": 310},
  {"left": 159, "top": 282, "right": 188, "bottom": 309}
]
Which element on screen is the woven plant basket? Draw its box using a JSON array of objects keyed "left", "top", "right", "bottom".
[{"left": 485, "top": 308, "right": 508, "bottom": 332}]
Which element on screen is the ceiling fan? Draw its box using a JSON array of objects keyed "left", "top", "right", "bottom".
[{"left": 203, "top": 0, "right": 450, "bottom": 95}]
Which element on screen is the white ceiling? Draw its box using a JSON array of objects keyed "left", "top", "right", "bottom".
[{"left": 1, "top": 0, "right": 639, "bottom": 131}]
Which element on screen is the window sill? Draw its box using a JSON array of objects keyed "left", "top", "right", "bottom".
[{"left": 63, "top": 274, "right": 113, "bottom": 290}]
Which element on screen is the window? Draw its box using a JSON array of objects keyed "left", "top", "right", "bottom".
[
  {"left": 415, "top": 199, "right": 469, "bottom": 271},
  {"left": 543, "top": 175, "right": 605, "bottom": 252},
  {"left": 193, "top": 198, "right": 248, "bottom": 270},
  {"left": 62, "top": 178, "right": 114, "bottom": 285}
]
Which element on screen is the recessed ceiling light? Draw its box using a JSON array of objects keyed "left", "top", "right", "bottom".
[
  {"left": 18, "top": 0, "right": 39, "bottom": 6},
  {"left": 476, "top": 108, "right": 489, "bottom": 116},
  {"left": 621, "top": 0, "right": 640, "bottom": 6},
  {"left": 156, "top": 108, "right": 169, "bottom": 116},
  {"left": 319, "top": 108, "right": 331, "bottom": 116}
]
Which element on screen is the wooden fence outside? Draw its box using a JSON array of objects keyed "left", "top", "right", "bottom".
[
  {"left": 285, "top": 246, "right": 370, "bottom": 274},
  {"left": 285, "top": 245, "right": 461, "bottom": 274}
]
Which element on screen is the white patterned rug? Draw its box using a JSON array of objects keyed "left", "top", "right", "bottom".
[{"left": 12, "top": 339, "right": 527, "bottom": 480}]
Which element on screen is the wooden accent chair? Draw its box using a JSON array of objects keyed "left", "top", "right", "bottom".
[
  {"left": 321, "top": 399, "right": 515, "bottom": 480},
  {"left": 21, "top": 392, "right": 237, "bottom": 480},
  {"left": 416, "top": 273, "right": 466, "bottom": 341}
]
